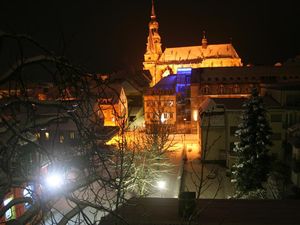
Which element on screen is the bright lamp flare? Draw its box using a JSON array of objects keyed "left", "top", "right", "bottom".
[
  {"left": 157, "top": 180, "right": 166, "bottom": 190},
  {"left": 46, "top": 173, "right": 63, "bottom": 189}
]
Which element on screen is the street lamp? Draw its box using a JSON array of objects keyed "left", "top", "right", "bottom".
[
  {"left": 157, "top": 180, "right": 166, "bottom": 190},
  {"left": 45, "top": 172, "right": 64, "bottom": 189},
  {"left": 156, "top": 180, "right": 167, "bottom": 197}
]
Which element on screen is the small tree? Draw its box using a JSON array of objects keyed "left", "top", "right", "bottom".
[{"left": 232, "top": 88, "right": 272, "bottom": 197}]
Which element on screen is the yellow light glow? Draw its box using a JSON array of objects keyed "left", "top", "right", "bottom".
[
  {"left": 193, "top": 110, "right": 198, "bottom": 121},
  {"left": 45, "top": 132, "right": 50, "bottom": 140}
]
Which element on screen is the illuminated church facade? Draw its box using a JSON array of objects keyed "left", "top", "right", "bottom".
[
  {"left": 142, "top": 1, "right": 300, "bottom": 173},
  {"left": 143, "top": 0, "right": 243, "bottom": 87}
]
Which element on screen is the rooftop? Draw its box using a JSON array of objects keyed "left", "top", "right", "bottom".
[
  {"left": 191, "top": 66, "right": 300, "bottom": 83},
  {"left": 100, "top": 198, "right": 300, "bottom": 225},
  {"left": 159, "top": 43, "right": 240, "bottom": 64},
  {"left": 210, "top": 95, "right": 281, "bottom": 110},
  {"left": 145, "top": 75, "right": 177, "bottom": 95}
]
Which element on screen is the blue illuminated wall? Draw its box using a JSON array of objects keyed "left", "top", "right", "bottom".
[{"left": 176, "top": 68, "right": 192, "bottom": 96}]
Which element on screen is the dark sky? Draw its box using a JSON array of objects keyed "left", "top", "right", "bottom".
[{"left": 1, "top": 0, "right": 299, "bottom": 73}]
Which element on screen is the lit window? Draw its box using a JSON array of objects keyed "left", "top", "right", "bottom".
[
  {"left": 177, "top": 68, "right": 192, "bottom": 75},
  {"left": 69, "top": 132, "right": 75, "bottom": 139},
  {"left": 59, "top": 135, "right": 64, "bottom": 143},
  {"left": 193, "top": 110, "right": 198, "bottom": 121},
  {"left": 4, "top": 196, "right": 14, "bottom": 220},
  {"left": 23, "top": 185, "right": 34, "bottom": 209},
  {"left": 35, "top": 132, "right": 41, "bottom": 139},
  {"left": 45, "top": 132, "right": 50, "bottom": 140}
]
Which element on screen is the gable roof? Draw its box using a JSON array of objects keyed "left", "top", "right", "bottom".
[{"left": 158, "top": 44, "right": 240, "bottom": 64}]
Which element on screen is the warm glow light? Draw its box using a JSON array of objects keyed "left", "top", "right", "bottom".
[
  {"left": 193, "top": 110, "right": 198, "bottom": 121},
  {"left": 46, "top": 173, "right": 63, "bottom": 189},
  {"left": 4, "top": 197, "right": 13, "bottom": 219},
  {"left": 157, "top": 180, "right": 166, "bottom": 190},
  {"left": 45, "top": 132, "right": 50, "bottom": 140},
  {"left": 160, "top": 114, "right": 166, "bottom": 123}
]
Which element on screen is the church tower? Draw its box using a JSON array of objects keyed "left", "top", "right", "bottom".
[{"left": 143, "top": 0, "right": 163, "bottom": 87}]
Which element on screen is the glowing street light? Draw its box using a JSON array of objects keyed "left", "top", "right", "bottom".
[
  {"left": 157, "top": 180, "right": 166, "bottom": 190},
  {"left": 45, "top": 172, "right": 64, "bottom": 189}
]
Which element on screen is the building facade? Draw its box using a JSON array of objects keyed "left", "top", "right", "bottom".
[{"left": 143, "top": 1, "right": 243, "bottom": 87}]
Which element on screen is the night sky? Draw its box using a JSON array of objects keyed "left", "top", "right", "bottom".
[{"left": 1, "top": 0, "right": 299, "bottom": 74}]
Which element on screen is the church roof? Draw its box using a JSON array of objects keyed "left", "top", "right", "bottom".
[{"left": 158, "top": 43, "right": 240, "bottom": 64}]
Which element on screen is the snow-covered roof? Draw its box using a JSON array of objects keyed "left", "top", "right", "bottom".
[
  {"left": 96, "top": 84, "right": 124, "bottom": 105},
  {"left": 190, "top": 66, "right": 300, "bottom": 84},
  {"left": 145, "top": 75, "right": 177, "bottom": 95},
  {"left": 210, "top": 96, "right": 280, "bottom": 110},
  {"left": 158, "top": 44, "right": 240, "bottom": 64}
]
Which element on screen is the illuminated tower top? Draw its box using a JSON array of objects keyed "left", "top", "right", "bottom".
[
  {"left": 145, "top": 0, "right": 162, "bottom": 56},
  {"left": 201, "top": 31, "right": 208, "bottom": 49},
  {"left": 151, "top": 0, "right": 156, "bottom": 19},
  {"left": 143, "top": 0, "right": 163, "bottom": 86}
]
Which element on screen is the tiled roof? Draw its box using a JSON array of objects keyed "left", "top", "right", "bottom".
[{"left": 159, "top": 44, "right": 240, "bottom": 64}]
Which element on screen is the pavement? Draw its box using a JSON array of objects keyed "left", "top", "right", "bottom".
[{"left": 181, "top": 158, "right": 234, "bottom": 198}]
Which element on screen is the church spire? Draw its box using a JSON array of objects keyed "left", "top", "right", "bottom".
[
  {"left": 145, "top": 0, "right": 161, "bottom": 56},
  {"left": 202, "top": 30, "right": 208, "bottom": 49},
  {"left": 151, "top": 0, "right": 156, "bottom": 20},
  {"left": 143, "top": 0, "right": 163, "bottom": 86}
]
